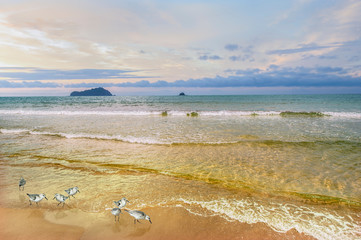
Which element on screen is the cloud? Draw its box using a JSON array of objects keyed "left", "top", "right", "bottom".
[
  {"left": 225, "top": 44, "right": 239, "bottom": 51},
  {"left": 63, "top": 66, "right": 361, "bottom": 88},
  {"left": 319, "top": 55, "right": 337, "bottom": 60},
  {"left": 0, "top": 80, "right": 60, "bottom": 88},
  {"left": 199, "top": 55, "right": 222, "bottom": 60},
  {"left": 0, "top": 67, "right": 150, "bottom": 80},
  {"left": 1, "top": 66, "right": 360, "bottom": 90},
  {"left": 229, "top": 56, "right": 241, "bottom": 61},
  {"left": 225, "top": 69, "right": 261, "bottom": 75},
  {"left": 267, "top": 43, "right": 334, "bottom": 55},
  {"left": 315, "top": 66, "right": 346, "bottom": 74},
  {"left": 229, "top": 55, "right": 254, "bottom": 62}
]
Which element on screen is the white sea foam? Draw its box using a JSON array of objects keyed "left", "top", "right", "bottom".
[
  {"left": 0, "top": 128, "right": 248, "bottom": 145},
  {"left": 178, "top": 198, "right": 361, "bottom": 240},
  {"left": 199, "top": 110, "right": 280, "bottom": 116},
  {"left": 324, "top": 112, "right": 361, "bottom": 119},
  {"left": 0, "top": 127, "right": 163, "bottom": 144},
  {"left": 29, "top": 131, "right": 166, "bottom": 145},
  {"left": 0, "top": 110, "right": 162, "bottom": 116},
  {"left": 0, "top": 128, "right": 29, "bottom": 134},
  {"left": 0, "top": 127, "right": 172, "bottom": 144}
]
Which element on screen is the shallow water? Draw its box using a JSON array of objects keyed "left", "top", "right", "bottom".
[{"left": 1, "top": 95, "right": 361, "bottom": 239}]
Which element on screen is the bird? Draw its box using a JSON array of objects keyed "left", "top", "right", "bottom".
[
  {"left": 53, "top": 193, "right": 69, "bottom": 207},
  {"left": 19, "top": 177, "right": 26, "bottom": 191},
  {"left": 26, "top": 193, "right": 48, "bottom": 205},
  {"left": 125, "top": 209, "right": 152, "bottom": 224},
  {"left": 114, "top": 197, "right": 129, "bottom": 209},
  {"left": 111, "top": 208, "right": 122, "bottom": 222},
  {"left": 65, "top": 186, "right": 80, "bottom": 199}
]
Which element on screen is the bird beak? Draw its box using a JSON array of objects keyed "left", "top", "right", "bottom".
[
  {"left": 149, "top": 219, "right": 152, "bottom": 224},
  {"left": 53, "top": 197, "right": 55, "bottom": 200},
  {"left": 45, "top": 197, "right": 48, "bottom": 200},
  {"left": 127, "top": 200, "right": 130, "bottom": 203},
  {"left": 78, "top": 190, "right": 80, "bottom": 193}
]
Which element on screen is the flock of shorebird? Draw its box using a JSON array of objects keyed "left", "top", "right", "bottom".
[{"left": 18, "top": 177, "right": 152, "bottom": 224}]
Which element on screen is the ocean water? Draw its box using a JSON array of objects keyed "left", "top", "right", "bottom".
[{"left": 0, "top": 94, "right": 361, "bottom": 239}]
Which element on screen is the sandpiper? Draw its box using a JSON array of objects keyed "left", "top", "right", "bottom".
[
  {"left": 53, "top": 193, "right": 69, "bottom": 207},
  {"left": 114, "top": 197, "right": 129, "bottom": 209},
  {"left": 19, "top": 177, "right": 26, "bottom": 191},
  {"left": 111, "top": 208, "right": 122, "bottom": 222},
  {"left": 125, "top": 209, "right": 152, "bottom": 224},
  {"left": 65, "top": 186, "right": 80, "bottom": 199},
  {"left": 26, "top": 193, "right": 48, "bottom": 205}
]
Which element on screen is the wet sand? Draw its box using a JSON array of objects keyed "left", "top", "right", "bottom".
[{"left": 0, "top": 206, "right": 315, "bottom": 240}]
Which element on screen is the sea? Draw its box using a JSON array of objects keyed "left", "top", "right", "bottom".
[{"left": 0, "top": 94, "right": 360, "bottom": 239}]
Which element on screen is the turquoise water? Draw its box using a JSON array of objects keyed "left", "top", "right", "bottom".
[
  {"left": 1, "top": 94, "right": 361, "bottom": 239},
  {"left": 1, "top": 94, "right": 360, "bottom": 112}
]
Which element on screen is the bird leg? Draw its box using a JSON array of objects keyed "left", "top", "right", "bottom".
[
  {"left": 137, "top": 220, "right": 142, "bottom": 224},
  {"left": 134, "top": 219, "right": 136, "bottom": 224},
  {"left": 57, "top": 202, "right": 61, "bottom": 206},
  {"left": 29, "top": 200, "right": 32, "bottom": 205}
]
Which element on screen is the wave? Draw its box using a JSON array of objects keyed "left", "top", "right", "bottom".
[
  {"left": 1, "top": 128, "right": 360, "bottom": 147},
  {"left": 0, "top": 128, "right": 29, "bottom": 134},
  {"left": 0, "top": 127, "right": 247, "bottom": 145},
  {"left": 1, "top": 109, "right": 361, "bottom": 118},
  {"left": 177, "top": 198, "right": 361, "bottom": 240},
  {"left": 0, "top": 128, "right": 167, "bottom": 145},
  {"left": 0, "top": 109, "right": 163, "bottom": 116}
]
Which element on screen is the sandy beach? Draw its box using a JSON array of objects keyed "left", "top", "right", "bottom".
[{"left": 0, "top": 206, "right": 316, "bottom": 240}]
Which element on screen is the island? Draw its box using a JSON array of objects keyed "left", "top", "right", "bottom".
[
  {"left": 179, "top": 92, "right": 186, "bottom": 96},
  {"left": 70, "top": 87, "right": 113, "bottom": 96}
]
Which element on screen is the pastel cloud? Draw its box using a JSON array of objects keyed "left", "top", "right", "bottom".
[
  {"left": 199, "top": 55, "right": 222, "bottom": 61},
  {"left": 0, "top": 68, "right": 148, "bottom": 80},
  {"left": 0, "top": 80, "right": 60, "bottom": 88},
  {"left": 2, "top": 66, "right": 358, "bottom": 89},
  {"left": 65, "top": 66, "right": 359, "bottom": 88},
  {"left": 267, "top": 44, "right": 334, "bottom": 55},
  {"left": 225, "top": 44, "right": 239, "bottom": 51}
]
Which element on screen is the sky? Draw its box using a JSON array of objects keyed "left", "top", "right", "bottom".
[{"left": 0, "top": 0, "right": 361, "bottom": 96}]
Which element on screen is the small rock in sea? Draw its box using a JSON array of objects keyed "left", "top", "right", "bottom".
[{"left": 187, "top": 112, "right": 198, "bottom": 117}]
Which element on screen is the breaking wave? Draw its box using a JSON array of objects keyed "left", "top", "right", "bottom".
[
  {"left": 178, "top": 198, "right": 361, "bottom": 240},
  {"left": 0, "top": 109, "right": 360, "bottom": 118},
  {"left": 1, "top": 128, "right": 360, "bottom": 147}
]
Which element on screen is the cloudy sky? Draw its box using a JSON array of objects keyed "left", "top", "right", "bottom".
[{"left": 0, "top": 0, "right": 360, "bottom": 96}]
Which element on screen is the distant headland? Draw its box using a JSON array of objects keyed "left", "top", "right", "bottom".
[{"left": 70, "top": 87, "right": 113, "bottom": 96}]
